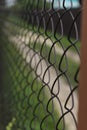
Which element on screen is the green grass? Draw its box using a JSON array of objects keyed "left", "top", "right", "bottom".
[
  {"left": 1, "top": 12, "right": 80, "bottom": 130},
  {"left": 2, "top": 36, "right": 64, "bottom": 130},
  {"left": 9, "top": 0, "right": 51, "bottom": 11},
  {"left": 5, "top": 15, "right": 80, "bottom": 86},
  {"left": 7, "top": 15, "right": 80, "bottom": 53},
  {"left": 28, "top": 39, "right": 79, "bottom": 86},
  {"left": 0, "top": 6, "right": 80, "bottom": 130}
]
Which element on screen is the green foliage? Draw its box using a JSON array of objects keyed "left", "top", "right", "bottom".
[
  {"left": 2, "top": 36, "right": 63, "bottom": 130},
  {"left": 6, "top": 118, "right": 16, "bottom": 130},
  {"left": 10, "top": 0, "right": 51, "bottom": 11},
  {"left": 6, "top": 15, "right": 80, "bottom": 87}
]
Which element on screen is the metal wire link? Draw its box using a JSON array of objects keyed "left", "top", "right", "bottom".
[{"left": 0, "top": 0, "right": 82, "bottom": 130}]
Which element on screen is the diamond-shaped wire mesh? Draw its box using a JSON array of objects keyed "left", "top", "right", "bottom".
[{"left": 0, "top": 0, "right": 82, "bottom": 130}]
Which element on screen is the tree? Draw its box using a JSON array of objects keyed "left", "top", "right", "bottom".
[{"left": 0, "top": 0, "right": 5, "bottom": 6}]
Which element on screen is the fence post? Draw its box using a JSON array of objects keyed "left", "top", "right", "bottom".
[{"left": 78, "top": 0, "right": 87, "bottom": 130}]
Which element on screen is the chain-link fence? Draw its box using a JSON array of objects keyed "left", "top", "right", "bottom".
[{"left": 0, "top": 0, "right": 82, "bottom": 130}]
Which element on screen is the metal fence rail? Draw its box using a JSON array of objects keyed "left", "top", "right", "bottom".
[{"left": 0, "top": 0, "right": 82, "bottom": 130}]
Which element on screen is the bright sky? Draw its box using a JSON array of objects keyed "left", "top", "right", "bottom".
[
  {"left": 5, "top": 0, "right": 16, "bottom": 7},
  {"left": 47, "top": 0, "right": 80, "bottom": 8},
  {"left": 5, "top": 0, "right": 80, "bottom": 8}
]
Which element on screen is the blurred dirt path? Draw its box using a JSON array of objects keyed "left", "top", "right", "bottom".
[
  {"left": 19, "top": 29, "right": 80, "bottom": 64},
  {"left": 3, "top": 22, "right": 79, "bottom": 130},
  {"left": 9, "top": 35, "right": 78, "bottom": 130}
]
